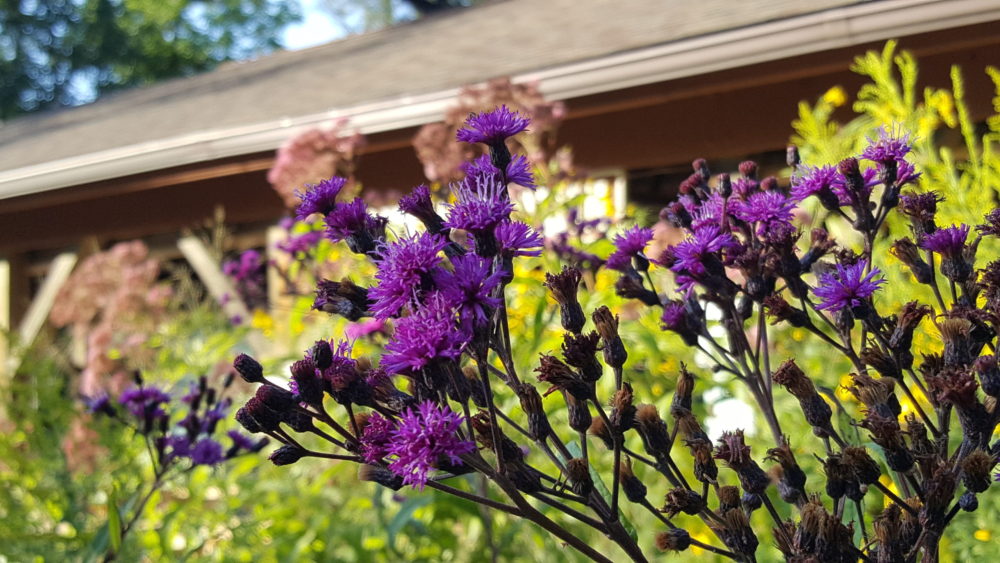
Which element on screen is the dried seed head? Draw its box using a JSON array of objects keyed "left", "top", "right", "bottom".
[
  {"left": 544, "top": 266, "right": 585, "bottom": 333},
  {"left": 960, "top": 450, "right": 996, "bottom": 493},
  {"left": 565, "top": 457, "right": 594, "bottom": 496},
  {"left": 592, "top": 306, "right": 627, "bottom": 368},
  {"left": 535, "top": 354, "right": 591, "bottom": 400},
  {"left": 672, "top": 364, "right": 695, "bottom": 412},
  {"left": 561, "top": 331, "right": 603, "bottom": 382},
  {"left": 973, "top": 354, "right": 1000, "bottom": 397},
  {"left": 860, "top": 347, "right": 902, "bottom": 380},
  {"left": 564, "top": 392, "right": 593, "bottom": 433},
  {"left": 712, "top": 507, "right": 758, "bottom": 557},
  {"left": 588, "top": 417, "right": 613, "bottom": 449},
  {"left": 772, "top": 359, "right": 815, "bottom": 398},
  {"left": 938, "top": 318, "right": 974, "bottom": 366},
  {"left": 717, "top": 485, "right": 742, "bottom": 512},
  {"left": 688, "top": 438, "right": 719, "bottom": 483},
  {"left": 671, "top": 407, "right": 709, "bottom": 442},
  {"left": 662, "top": 487, "right": 706, "bottom": 517},
  {"left": 841, "top": 446, "right": 881, "bottom": 485},
  {"left": 763, "top": 293, "right": 810, "bottom": 327},
  {"left": 618, "top": 458, "right": 647, "bottom": 502},
  {"left": 609, "top": 382, "right": 636, "bottom": 433},
  {"left": 634, "top": 404, "right": 671, "bottom": 457},
  {"left": 515, "top": 383, "right": 551, "bottom": 440},
  {"left": 655, "top": 529, "right": 691, "bottom": 552}
]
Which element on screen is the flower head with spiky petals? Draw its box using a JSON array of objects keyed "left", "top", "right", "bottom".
[
  {"left": 730, "top": 190, "right": 795, "bottom": 232},
  {"left": 433, "top": 254, "right": 504, "bottom": 326},
  {"left": 444, "top": 168, "right": 514, "bottom": 234},
  {"left": 830, "top": 167, "right": 879, "bottom": 205},
  {"left": 978, "top": 208, "right": 1000, "bottom": 237},
  {"left": 861, "top": 126, "right": 913, "bottom": 164},
  {"left": 382, "top": 293, "right": 470, "bottom": 375},
  {"left": 606, "top": 226, "right": 654, "bottom": 271},
  {"left": 387, "top": 400, "right": 476, "bottom": 489},
  {"left": 495, "top": 221, "right": 543, "bottom": 257},
  {"left": 190, "top": 438, "right": 225, "bottom": 465},
  {"left": 660, "top": 301, "right": 687, "bottom": 332},
  {"left": 667, "top": 225, "right": 739, "bottom": 277},
  {"left": 462, "top": 154, "right": 536, "bottom": 190},
  {"left": 813, "top": 259, "right": 886, "bottom": 312},
  {"left": 324, "top": 198, "right": 382, "bottom": 241},
  {"left": 361, "top": 412, "right": 397, "bottom": 464},
  {"left": 119, "top": 386, "right": 171, "bottom": 419},
  {"left": 399, "top": 184, "right": 447, "bottom": 235},
  {"left": 295, "top": 177, "right": 347, "bottom": 220},
  {"left": 919, "top": 224, "right": 969, "bottom": 257},
  {"left": 791, "top": 165, "right": 841, "bottom": 202},
  {"left": 369, "top": 233, "right": 448, "bottom": 319},
  {"left": 688, "top": 192, "right": 726, "bottom": 231},
  {"left": 456, "top": 105, "right": 529, "bottom": 145}
]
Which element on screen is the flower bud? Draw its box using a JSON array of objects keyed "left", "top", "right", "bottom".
[
  {"left": 313, "top": 279, "right": 371, "bottom": 320},
  {"left": 514, "top": 383, "right": 551, "bottom": 440},
  {"left": 592, "top": 306, "right": 627, "bottom": 369},
  {"left": 233, "top": 353, "right": 265, "bottom": 384},
  {"left": 358, "top": 464, "right": 404, "bottom": 490},
  {"left": 618, "top": 459, "right": 647, "bottom": 502},
  {"left": 662, "top": 487, "right": 705, "bottom": 517},
  {"left": 544, "top": 266, "right": 585, "bottom": 333},
  {"left": 269, "top": 445, "right": 306, "bottom": 466},
  {"left": 564, "top": 392, "right": 593, "bottom": 433},
  {"left": 634, "top": 404, "right": 671, "bottom": 458},
  {"left": 565, "top": 458, "right": 594, "bottom": 496}
]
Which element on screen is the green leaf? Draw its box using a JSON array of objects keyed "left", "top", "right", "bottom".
[
  {"left": 107, "top": 488, "right": 122, "bottom": 554},
  {"left": 386, "top": 494, "right": 432, "bottom": 549}
]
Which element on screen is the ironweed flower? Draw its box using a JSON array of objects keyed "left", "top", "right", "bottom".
[
  {"left": 433, "top": 254, "right": 503, "bottom": 327},
  {"left": 295, "top": 176, "right": 346, "bottom": 220},
  {"left": 368, "top": 232, "right": 448, "bottom": 319},
  {"left": 456, "top": 105, "right": 529, "bottom": 145},
  {"left": 382, "top": 293, "right": 470, "bottom": 375},
  {"left": 495, "top": 221, "right": 543, "bottom": 257},
  {"left": 387, "top": 401, "right": 475, "bottom": 489},
  {"left": 606, "top": 226, "right": 654, "bottom": 271},
  {"left": 812, "top": 259, "right": 885, "bottom": 313}
]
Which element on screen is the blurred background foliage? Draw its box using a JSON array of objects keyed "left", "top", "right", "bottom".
[{"left": 2, "top": 42, "right": 1000, "bottom": 561}]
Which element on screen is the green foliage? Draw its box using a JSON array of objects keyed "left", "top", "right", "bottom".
[
  {"left": 0, "top": 0, "right": 301, "bottom": 119},
  {"left": 792, "top": 40, "right": 1000, "bottom": 560}
]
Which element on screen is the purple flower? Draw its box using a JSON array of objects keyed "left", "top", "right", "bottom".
[
  {"left": 345, "top": 318, "right": 387, "bottom": 340},
  {"left": 660, "top": 301, "right": 686, "bottom": 331},
  {"left": 668, "top": 225, "right": 739, "bottom": 277},
  {"left": 791, "top": 165, "right": 841, "bottom": 203},
  {"left": 919, "top": 224, "right": 969, "bottom": 257},
  {"left": 119, "top": 386, "right": 171, "bottom": 419},
  {"left": 505, "top": 154, "right": 536, "bottom": 189},
  {"left": 190, "top": 438, "right": 224, "bottom": 465},
  {"left": 444, "top": 168, "right": 514, "bottom": 234},
  {"left": 456, "top": 105, "right": 529, "bottom": 145},
  {"left": 813, "top": 259, "right": 886, "bottom": 312},
  {"left": 606, "top": 226, "right": 654, "bottom": 271},
  {"left": 227, "top": 430, "right": 259, "bottom": 452},
  {"left": 831, "top": 167, "right": 878, "bottom": 205},
  {"left": 495, "top": 221, "right": 543, "bottom": 257},
  {"left": 84, "top": 393, "right": 112, "bottom": 414},
  {"left": 730, "top": 191, "right": 795, "bottom": 231},
  {"left": 164, "top": 435, "right": 192, "bottom": 459},
  {"left": 688, "top": 193, "right": 725, "bottom": 231},
  {"left": 433, "top": 254, "right": 504, "bottom": 326},
  {"left": 369, "top": 233, "right": 448, "bottom": 319},
  {"left": 386, "top": 401, "right": 476, "bottom": 489},
  {"left": 399, "top": 184, "right": 445, "bottom": 233},
  {"left": 324, "top": 198, "right": 388, "bottom": 255},
  {"left": 295, "top": 177, "right": 347, "bottom": 220},
  {"left": 278, "top": 229, "right": 323, "bottom": 255},
  {"left": 895, "top": 160, "right": 921, "bottom": 186},
  {"left": 361, "top": 412, "right": 396, "bottom": 464},
  {"left": 861, "top": 126, "right": 913, "bottom": 164},
  {"left": 382, "top": 293, "right": 470, "bottom": 375}
]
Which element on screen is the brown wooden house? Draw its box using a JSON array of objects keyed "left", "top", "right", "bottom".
[{"left": 1, "top": 0, "right": 999, "bottom": 369}]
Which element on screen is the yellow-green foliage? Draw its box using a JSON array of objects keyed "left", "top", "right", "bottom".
[{"left": 792, "top": 41, "right": 1000, "bottom": 561}]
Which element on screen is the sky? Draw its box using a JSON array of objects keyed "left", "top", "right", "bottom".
[{"left": 282, "top": 0, "right": 346, "bottom": 51}]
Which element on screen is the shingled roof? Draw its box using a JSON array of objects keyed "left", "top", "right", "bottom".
[{"left": 1, "top": 0, "right": 996, "bottom": 199}]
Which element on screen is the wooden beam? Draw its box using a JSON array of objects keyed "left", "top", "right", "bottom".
[
  {"left": 4, "top": 252, "right": 77, "bottom": 376},
  {"left": 177, "top": 235, "right": 267, "bottom": 354}
]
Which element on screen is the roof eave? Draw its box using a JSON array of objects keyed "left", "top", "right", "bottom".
[{"left": 1, "top": 0, "right": 996, "bottom": 201}]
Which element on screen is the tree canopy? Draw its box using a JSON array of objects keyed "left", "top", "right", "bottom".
[{"left": 0, "top": 0, "right": 301, "bottom": 120}]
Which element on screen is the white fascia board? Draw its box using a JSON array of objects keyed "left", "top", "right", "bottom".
[{"left": 0, "top": 0, "right": 997, "bottom": 201}]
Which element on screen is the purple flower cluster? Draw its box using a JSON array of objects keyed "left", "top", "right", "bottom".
[
  {"left": 456, "top": 105, "right": 529, "bottom": 145},
  {"left": 381, "top": 293, "right": 471, "bottom": 375},
  {"left": 812, "top": 260, "right": 886, "bottom": 313},
  {"left": 368, "top": 232, "right": 448, "bottom": 319},
  {"left": 386, "top": 401, "right": 475, "bottom": 489},
  {"left": 295, "top": 176, "right": 387, "bottom": 255},
  {"left": 606, "top": 226, "right": 654, "bottom": 271}
]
